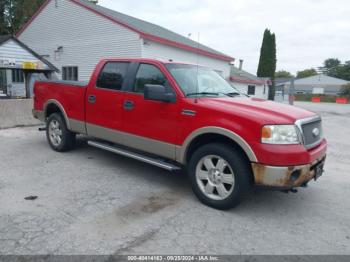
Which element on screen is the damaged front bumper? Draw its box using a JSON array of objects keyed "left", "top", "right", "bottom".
[{"left": 252, "top": 156, "right": 326, "bottom": 190}]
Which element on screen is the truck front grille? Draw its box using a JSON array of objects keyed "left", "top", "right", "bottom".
[{"left": 299, "top": 118, "right": 323, "bottom": 149}]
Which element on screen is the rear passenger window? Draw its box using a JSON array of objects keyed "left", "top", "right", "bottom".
[
  {"left": 96, "top": 62, "right": 129, "bottom": 90},
  {"left": 134, "top": 64, "right": 168, "bottom": 93}
]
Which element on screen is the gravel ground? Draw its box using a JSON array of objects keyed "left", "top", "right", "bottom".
[{"left": 0, "top": 102, "right": 349, "bottom": 255}]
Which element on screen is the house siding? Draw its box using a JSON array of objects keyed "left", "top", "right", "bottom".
[
  {"left": 0, "top": 39, "right": 40, "bottom": 64},
  {"left": 18, "top": 0, "right": 142, "bottom": 81},
  {"left": 279, "top": 75, "right": 349, "bottom": 96},
  {"left": 232, "top": 82, "right": 268, "bottom": 99},
  {"left": 283, "top": 83, "right": 345, "bottom": 95},
  {"left": 18, "top": 0, "right": 231, "bottom": 81},
  {"left": 141, "top": 40, "right": 231, "bottom": 78},
  {"left": 0, "top": 40, "right": 38, "bottom": 97}
]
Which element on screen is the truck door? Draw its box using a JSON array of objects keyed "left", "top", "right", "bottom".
[
  {"left": 120, "top": 62, "right": 181, "bottom": 160},
  {"left": 85, "top": 61, "right": 129, "bottom": 144}
]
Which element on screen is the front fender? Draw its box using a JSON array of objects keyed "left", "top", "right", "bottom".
[{"left": 176, "top": 126, "right": 258, "bottom": 164}]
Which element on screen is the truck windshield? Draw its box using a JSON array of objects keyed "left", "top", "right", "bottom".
[{"left": 165, "top": 64, "right": 241, "bottom": 97}]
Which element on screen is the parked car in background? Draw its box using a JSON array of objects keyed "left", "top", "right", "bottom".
[{"left": 32, "top": 58, "right": 327, "bottom": 210}]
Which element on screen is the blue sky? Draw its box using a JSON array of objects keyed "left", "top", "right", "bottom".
[{"left": 99, "top": 0, "right": 350, "bottom": 75}]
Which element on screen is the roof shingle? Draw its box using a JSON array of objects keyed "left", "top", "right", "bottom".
[{"left": 230, "top": 66, "right": 268, "bottom": 85}]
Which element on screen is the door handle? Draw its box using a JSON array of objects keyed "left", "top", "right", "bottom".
[
  {"left": 88, "top": 95, "right": 96, "bottom": 104},
  {"left": 123, "top": 100, "right": 134, "bottom": 110}
]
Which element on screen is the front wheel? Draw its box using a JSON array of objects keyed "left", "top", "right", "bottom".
[
  {"left": 188, "top": 143, "right": 252, "bottom": 210},
  {"left": 46, "top": 113, "right": 76, "bottom": 152}
]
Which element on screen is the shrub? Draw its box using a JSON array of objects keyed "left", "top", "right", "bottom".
[
  {"left": 294, "top": 94, "right": 336, "bottom": 103},
  {"left": 340, "top": 84, "right": 350, "bottom": 98}
]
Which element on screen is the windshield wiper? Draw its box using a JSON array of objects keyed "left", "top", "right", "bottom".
[
  {"left": 186, "top": 92, "right": 220, "bottom": 97},
  {"left": 186, "top": 92, "right": 241, "bottom": 98},
  {"left": 225, "top": 92, "right": 241, "bottom": 97}
]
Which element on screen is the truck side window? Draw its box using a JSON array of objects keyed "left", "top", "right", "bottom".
[
  {"left": 96, "top": 62, "right": 129, "bottom": 90},
  {"left": 134, "top": 64, "right": 168, "bottom": 93}
]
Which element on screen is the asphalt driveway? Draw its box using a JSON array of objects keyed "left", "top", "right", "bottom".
[{"left": 0, "top": 102, "right": 349, "bottom": 255}]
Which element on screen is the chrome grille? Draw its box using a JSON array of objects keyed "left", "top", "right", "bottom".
[{"left": 296, "top": 116, "right": 323, "bottom": 149}]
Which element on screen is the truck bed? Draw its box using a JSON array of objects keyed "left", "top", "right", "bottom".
[{"left": 33, "top": 80, "right": 88, "bottom": 124}]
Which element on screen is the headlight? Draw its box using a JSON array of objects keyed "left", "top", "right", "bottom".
[{"left": 261, "top": 125, "right": 301, "bottom": 145}]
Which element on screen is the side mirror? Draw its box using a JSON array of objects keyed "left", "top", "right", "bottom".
[{"left": 144, "top": 84, "right": 176, "bottom": 103}]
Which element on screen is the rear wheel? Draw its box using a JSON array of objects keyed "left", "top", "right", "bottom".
[
  {"left": 46, "top": 113, "right": 76, "bottom": 152},
  {"left": 188, "top": 143, "right": 251, "bottom": 210}
]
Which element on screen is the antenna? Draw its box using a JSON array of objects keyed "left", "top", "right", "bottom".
[
  {"left": 196, "top": 32, "right": 200, "bottom": 66},
  {"left": 196, "top": 32, "right": 200, "bottom": 96}
]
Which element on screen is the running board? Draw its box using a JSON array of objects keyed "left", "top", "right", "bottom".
[{"left": 88, "top": 141, "right": 182, "bottom": 172}]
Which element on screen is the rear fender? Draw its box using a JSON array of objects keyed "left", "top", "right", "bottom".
[{"left": 44, "top": 99, "right": 71, "bottom": 129}]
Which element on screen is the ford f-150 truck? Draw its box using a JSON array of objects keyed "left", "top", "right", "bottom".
[{"left": 33, "top": 58, "right": 327, "bottom": 210}]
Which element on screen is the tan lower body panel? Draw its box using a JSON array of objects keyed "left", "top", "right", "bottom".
[
  {"left": 35, "top": 110, "right": 256, "bottom": 165},
  {"left": 123, "top": 131, "right": 176, "bottom": 160},
  {"left": 33, "top": 113, "right": 176, "bottom": 160},
  {"left": 68, "top": 119, "right": 87, "bottom": 134},
  {"left": 32, "top": 110, "right": 87, "bottom": 134},
  {"left": 32, "top": 110, "right": 45, "bottom": 122},
  {"left": 86, "top": 123, "right": 176, "bottom": 160}
]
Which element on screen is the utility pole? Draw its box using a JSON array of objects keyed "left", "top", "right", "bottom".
[{"left": 289, "top": 78, "right": 295, "bottom": 105}]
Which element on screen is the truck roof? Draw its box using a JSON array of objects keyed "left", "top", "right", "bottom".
[{"left": 99, "top": 58, "right": 205, "bottom": 67}]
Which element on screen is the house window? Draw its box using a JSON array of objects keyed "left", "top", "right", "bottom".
[
  {"left": 62, "top": 67, "right": 78, "bottom": 81},
  {"left": 248, "top": 85, "right": 256, "bottom": 95},
  {"left": 96, "top": 62, "right": 129, "bottom": 90},
  {"left": 12, "top": 69, "right": 24, "bottom": 83}
]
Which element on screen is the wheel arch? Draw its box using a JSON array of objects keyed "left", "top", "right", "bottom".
[
  {"left": 44, "top": 99, "right": 71, "bottom": 130},
  {"left": 177, "top": 127, "right": 258, "bottom": 165}
]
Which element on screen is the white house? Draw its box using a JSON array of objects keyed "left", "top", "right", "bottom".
[
  {"left": 229, "top": 61, "right": 269, "bottom": 99},
  {"left": 16, "top": 0, "right": 234, "bottom": 82},
  {"left": 0, "top": 35, "right": 57, "bottom": 98},
  {"left": 277, "top": 74, "right": 349, "bottom": 96}
]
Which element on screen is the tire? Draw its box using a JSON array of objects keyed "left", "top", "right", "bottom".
[
  {"left": 46, "top": 113, "right": 76, "bottom": 152},
  {"left": 188, "top": 143, "right": 252, "bottom": 210}
]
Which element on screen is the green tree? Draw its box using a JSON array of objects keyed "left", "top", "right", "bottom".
[
  {"left": 299, "top": 58, "right": 350, "bottom": 81},
  {"left": 0, "top": 0, "right": 7, "bottom": 34},
  {"left": 275, "top": 70, "right": 294, "bottom": 78},
  {"left": 323, "top": 59, "right": 350, "bottom": 81},
  {"left": 257, "top": 29, "right": 277, "bottom": 100},
  {"left": 320, "top": 58, "right": 341, "bottom": 74},
  {"left": 0, "top": 0, "right": 45, "bottom": 35},
  {"left": 335, "top": 61, "right": 350, "bottom": 81},
  {"left": 340, "top": 83, "right": 350, "bottom": 98},
  {"left": 297, "top": 68, "right": 318, "bottom": 79}
]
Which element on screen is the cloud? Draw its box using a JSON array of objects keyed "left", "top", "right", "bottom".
[{"left": 99, "top": 0, "right": 350, "bottom": 74}]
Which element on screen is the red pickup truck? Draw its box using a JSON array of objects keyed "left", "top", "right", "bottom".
[{"left": 33, "top": 58, "right": 327, "bottom": 210}]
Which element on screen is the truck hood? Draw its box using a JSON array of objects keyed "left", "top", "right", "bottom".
[{"left": 198, "top": 97, "right": 316, "bottom": 124}]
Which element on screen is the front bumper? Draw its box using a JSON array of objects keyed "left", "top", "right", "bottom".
[{"left": 252, "top": 155, "right": 326, "bottom": 189}]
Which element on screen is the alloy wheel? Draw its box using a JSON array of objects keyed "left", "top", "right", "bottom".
[
  {"left": 195, "top": 155, "right": 235, "bottom": 200},
  {"left": 48, "top": 120, "right": 62, "bottom": 147}
]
